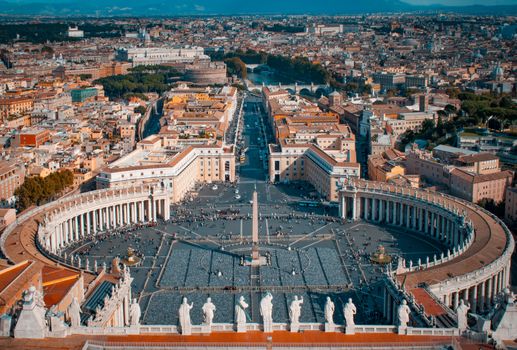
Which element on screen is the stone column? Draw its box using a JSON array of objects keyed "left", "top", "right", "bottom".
[
  {"left": 64, "top": 220, "right": 69, "bottom": 244},
  {"left": 479, "top": 281, "right": 486, "bottom": 312},
  {"left": 86, "top": 212, "right": 91, "bottom": 236},
  {"left": 75, "top": 217, "right": 79, "bottom": 240},
  {"left": 164, "top": 196, "right": 170, "bottom": 221},
  {"left": 418, "top": 208, "right": 423, "bottom": 231},
  {"left": 471, "top": 285, "right": 478, "bottom": 313},
  {"left": 364, "top": 197, "right": 369, "bottom": 221},
  {"left": 352, "top": 195, "right": 357, "bottom": 221},
  {"left": 405, "top": 204, "right": 410, "bottom": 228},
  {"left": 93, "top": 210, "right": 97, "bottom": 234},
  {"left": 453, "top": 291, "right": 459, "bottom": 310},
  {"left": 57, "top": 223, "right": 62, "bottom": 248}
]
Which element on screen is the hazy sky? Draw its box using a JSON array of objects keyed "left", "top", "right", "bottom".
[{"left": 403, "top": 0, "right": 517, "bottom": 5}]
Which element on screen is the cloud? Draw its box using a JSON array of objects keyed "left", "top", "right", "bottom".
[{"left": 194, "top": 4, "right": 205, "bottom": 11}]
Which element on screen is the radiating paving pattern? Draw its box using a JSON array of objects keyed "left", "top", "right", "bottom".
[{"left": 143, "top": 245, "right": 364, "bottom": 324}]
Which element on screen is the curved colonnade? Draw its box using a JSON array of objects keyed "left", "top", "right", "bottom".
[
  {"left": 338, "top": 180, "right": 513, "bottom": 314},
  {"left": 0, "top": 186, "right": 170, "bottom": 267}
]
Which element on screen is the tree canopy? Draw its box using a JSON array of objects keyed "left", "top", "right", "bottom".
[{"left": 15, "top": 170, "right": 74, "bottom": 211}]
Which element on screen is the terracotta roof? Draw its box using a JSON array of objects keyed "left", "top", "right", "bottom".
[
  {"left": 450, "top": 168, "right": 513, "bottom": 184},
  {"left": 0, "top": 260, "right": 32, "bottom": 292},
  {"left": 410, "top": 288, "right": 447, "bottom": 317},
  {"left": 457, "top": 153, "right": 499, "bottom": 163}
]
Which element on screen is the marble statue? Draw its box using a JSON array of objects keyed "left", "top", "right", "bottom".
[
  {"left": 260, "top": 292, "right": 274, "bottom": 333},
  {"left": 235, "top": 296, "right": 249, "bottom": 332},
  {"left": 324, "top": 297, "right": 335, "bottom": 325},
  {"left": 202, "top": 297, "right": 216, "bottom": 326},
  {"left": 397, "top": 299, "right": 411, "bottom": 327},
  {"left": 129, "top": 298, "right": 141, "bottom": 326},
  {"left": 289, "top": 295, "right": 303, "bottom": 332},
  {"left": 456, "top": 299, "right": 469, "bottom": 332},
  {"left": 112, "top": 256, "right": 121, "bottom": 274},
  {"left": 178, "top": 297, "right": 193, "bottom": 335},
  {"left": 68, "top": 297, "right": 81, "bottom": 328},
  {"left": 344, "top": 298, "right": 357, "bottom": 328}
]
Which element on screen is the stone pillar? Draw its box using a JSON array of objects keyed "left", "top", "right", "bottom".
[
  {"left": 93, "top": 210, "right": 97, "bottom": 234},
  {"left": 352, "top": 195, "right": 357, "bottom": 221},
  {"left": 453, "top": 291, "right": 459, "bottom": 310},
  {"left": 418, "top": 208, "right": 423, "bottom": 232},
  {"left": 379, "top": 199, "right": 384, "bottom": 222},
  {"left": 339, "top": 194, "right": 346, "bottom": 219},
  {"left": 471, "top": 285, "right": 478, "bottom": 313},
  {"left": 79, "top": 215, "right": 84, "bottom": 238},
  {"left": 364, "top": 197, "right": 369, "bottom": 220},
  {"left": 57, "top": 224, "right": 62, "bottom": 248},
  {"left": 392, "top": 202, "right": 397, "bottom": 225},
  {"left": 479, "top": 281, "right": 486, "bottom": 312},
  {"left": 372, "top": 198, "right": 377, "bottom": 222},
  {"left": 86, "top": 212, "right": 91, "bottom": 236},
  {"left": 411, "top": 206, "right": 416, "bottom": 229},
  {"left": 74, "top": 217, "right": 79, "bottom": 240},
  {"left": 64, "top": 220, "right": 70, "bottom": 244}
]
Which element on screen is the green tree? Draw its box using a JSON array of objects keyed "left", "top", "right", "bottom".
[
  {"left": 134, "top": 105, "right": 147, "bottom": 115},
  {"left": 224, "top": 57, "right": 247, "bottom": 79},
  {"left": 15, "top": 170, "right": 74, "bottom": 211}
]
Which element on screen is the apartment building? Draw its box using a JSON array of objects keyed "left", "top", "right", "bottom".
[
  {"left": 263, "top": 87, "right": 360, "bottom": 201},
  {"left": 96, "top": 136, "right": 235, "bottom": 203},
  {"left": 0, "top": 97, "right": 33, "bottom": 121},
  {"left": 0, "top": 161, "right": 25, "bottom": 204},
  {"left": 269, "top": 141, "right": 360, "bottom": 201},
  {"left": 406, "top": 147, "right": 513, "bottom": 203},
  {"left": 449, "top": 168, "right": 513, "bottom": 203}
]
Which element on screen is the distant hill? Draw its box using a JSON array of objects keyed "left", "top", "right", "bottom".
[{"left": 0, "top": 0, "right": 515, "bottom": 16}]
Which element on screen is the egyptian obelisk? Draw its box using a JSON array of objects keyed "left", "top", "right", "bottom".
[{"left": 251, "top": 189, "right": 259, "bottom": 261}]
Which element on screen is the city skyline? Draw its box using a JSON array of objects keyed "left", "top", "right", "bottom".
[
  {"left": 1, "top": 0, "right": 517, "bottom": 15},
  {"left": 0, "top": 11, "right": 515, "bottom": 350}
]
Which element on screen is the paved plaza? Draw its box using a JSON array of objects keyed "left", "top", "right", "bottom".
[{"left": 66, "top": 98, "right": 445, "bottom": 326}]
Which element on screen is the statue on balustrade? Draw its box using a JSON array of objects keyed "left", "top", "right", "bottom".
[
  {"left": 129, "top": 298, "right": 141, "bottom": 326},
  {"left": 235, "top": 296, "right": 249, "bottom": 332},
  {"left": 344, "top": 298, "right": 357, "bottom": 328},
  {"left": 260, "top": 292, "right": 274, "bottom": 333},
  {"left": 397, "top": 299, "right": 411, "bottom": 327},
  {"left": 289, "top": 295, "right": 303, "bottom": 332},
  {"left": 202, "top": 297, "right": 216, "bottom": 326},
  {"left": 324, "top": 297, "right": 335, "bottom": 325},
  {"left": 178, "top": 297, "right": 193, "bottom": 335},
  {"left": 456, "top": 299, "right": 469, "bottom": 332},
  {"left": 68, "top": 297, "right": 81, "bottom": 328}
]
